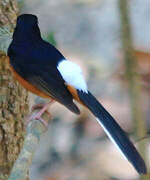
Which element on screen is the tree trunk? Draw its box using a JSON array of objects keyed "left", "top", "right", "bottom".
[{"left": 0, "top": 1, "right": 29, "bottom": 179}]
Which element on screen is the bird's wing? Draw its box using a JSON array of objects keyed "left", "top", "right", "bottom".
[{"left": 10, "top": 59, "right": 80, "bottom": 114}]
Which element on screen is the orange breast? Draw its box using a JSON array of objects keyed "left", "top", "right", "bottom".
[{"left": 8, "top": 58, "right": 51, "bottom": 99}]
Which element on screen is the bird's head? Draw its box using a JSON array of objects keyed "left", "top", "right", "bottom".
[
  {"left": 16, "top": 14, "right": 38, "bottom": 28},
  {"left": 13, "top": 14, "right": 41, "bottom": 41}
]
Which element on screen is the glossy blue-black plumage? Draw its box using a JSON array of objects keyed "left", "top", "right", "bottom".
[{"left": 8, "top": 14, "right": 80, "bottom": 114}]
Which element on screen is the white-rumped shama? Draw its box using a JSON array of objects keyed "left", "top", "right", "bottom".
[{"left": 7, "top": 14, "right": 147, "bottom": 174}]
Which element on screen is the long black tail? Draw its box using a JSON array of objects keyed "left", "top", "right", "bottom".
[{"left": 77, "top": 90, "right": 147, "bottom": 174}]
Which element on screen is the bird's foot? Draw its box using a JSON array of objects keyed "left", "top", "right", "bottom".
[
  {"left": 31, "top": 103, "right": 52, "bottom": 117},
  {"left": 27, "top": 113, "right": 49, "bottom": 127},
  {"left": 26, "top": 100, "right": 54, "bottom": 127}
]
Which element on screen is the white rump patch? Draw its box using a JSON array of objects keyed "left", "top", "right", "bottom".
[{"left": 57, "top": 59, "right": 88, "bottom": 93}]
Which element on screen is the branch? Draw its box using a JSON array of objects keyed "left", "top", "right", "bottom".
[
  {"left": 8, "top": 98, "right": 50, "bottom": 180},
  {"left": 118, "top": 1, "right": 148, "bottom": 179}
]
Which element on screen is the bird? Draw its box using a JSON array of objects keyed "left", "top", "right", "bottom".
[{"left": 7, "top": 14, "right": 147, "bottom": 174}]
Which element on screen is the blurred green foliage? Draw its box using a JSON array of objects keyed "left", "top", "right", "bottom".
[
  {"left": 17, "top": 0, "right": 25, "bottom": 10},
  {"left": 46, "top": 32, "right": 57, "bottom": 47}
]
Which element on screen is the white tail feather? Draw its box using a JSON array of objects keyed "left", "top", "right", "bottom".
[{"left": 96, "top": 118, "right": 127, "bottom": 160}]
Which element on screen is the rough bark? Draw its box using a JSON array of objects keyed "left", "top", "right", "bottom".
[
  {"left": 0, "top": 1, "right": 29, "bottom": 179},
  {"left": 0, "top": 0, "right": 18, "bottom": 28}
]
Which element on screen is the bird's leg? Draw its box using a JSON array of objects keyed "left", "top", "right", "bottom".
[
  {"left": 27, "top": 100, "right": 55, "bottom": 127},
  {"left": 34, "top": 100, "right": 54, "bottom": 118}
]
